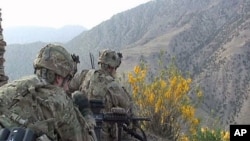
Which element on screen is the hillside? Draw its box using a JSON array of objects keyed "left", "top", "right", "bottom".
[
  {"left": 5, "top": 42, "right": 48, "bottom": 80},
  {"left": 3, "top": 25, "right": 86, "bottom": 44},
  {"left": 64, "top": 0, "right": 250, "bottom": 129},
  {"left": 3, "top": 0, "right": 250, "bottom": 131}
]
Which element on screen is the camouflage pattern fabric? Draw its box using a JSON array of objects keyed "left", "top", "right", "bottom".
[
  {"left": 69, "top": 69, "right": 134, "bottom": 141},
  {"left": 71, "top": 90, "right": 97, "bottom": 133},
  {"left": 33, "top": 44, "right": 77, "bottom": 78},
  {"left": 69, "top": 69, "right": 132, "bottom": 111},
  {"left": 0, "top": 75, "right": 92, "bottom": 141},
  {"left": 98, "top": 49, "right": 122, "bottom": 68}
]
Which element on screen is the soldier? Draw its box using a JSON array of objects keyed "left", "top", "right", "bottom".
[
  {"left": 69, "top": 49, "right": 136, "bottom": 141},
  {"left": 0, "top": 44, "right": 96, "bottom": 141}
]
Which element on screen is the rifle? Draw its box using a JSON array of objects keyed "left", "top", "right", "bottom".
[{"left": 89, "top": 99, "right": 151, "bottom": 141}]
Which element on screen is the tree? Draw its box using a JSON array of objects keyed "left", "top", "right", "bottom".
[{"left": 127, "top": 54, "right": 202, "bottom": 141}]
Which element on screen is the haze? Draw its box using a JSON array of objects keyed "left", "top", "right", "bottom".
[{"left": 0, "top": 0, "right": 151, "bottom": 29}]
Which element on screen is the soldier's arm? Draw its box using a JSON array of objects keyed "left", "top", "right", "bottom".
[
  {"left": 106, "top": 81, "right": 132, "bottom": 110},
  {"left": 69, "top": 70, "right": 89, "bottom": 93},
  {"left": 48, "top": 96, "right": 87, "bottom": 141}
]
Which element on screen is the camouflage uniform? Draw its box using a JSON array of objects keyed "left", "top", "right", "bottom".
[
  {"left": 0, "top": 44, "right": 95, "bottom": 141},
  {"left": 69, "top": 49, "right": 135, "bottom": 141}
]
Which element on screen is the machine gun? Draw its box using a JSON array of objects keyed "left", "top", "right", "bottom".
[{"left": 89, "top": 99, "right": 151, "bottom": 141}]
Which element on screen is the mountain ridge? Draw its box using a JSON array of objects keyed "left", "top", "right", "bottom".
[
  {"left": 3, "top": 25, "right": 86, "bottom": 44},
  {"left": 65, "top": 0, "right": 250, "bottom": 128},
  {"left": 3, "top": 0, "right": 250, "bottom": 130}
]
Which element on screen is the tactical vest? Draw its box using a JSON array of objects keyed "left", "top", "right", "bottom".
[
  {"left": 78, "top": 69, "right": 136, "bottom": 140},
  {"left": 79, "top": 69, "right": 132, "bottom": 112},
  {"left": 0, "top": 75, "right": 60, "bottom": 139},
  {"left": 80, "top": 70, "right": 110, "bottom": 98}
]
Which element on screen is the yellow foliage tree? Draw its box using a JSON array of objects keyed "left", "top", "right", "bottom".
[{"left": 128, "top": 56, "right": 203, "bottom": 141}]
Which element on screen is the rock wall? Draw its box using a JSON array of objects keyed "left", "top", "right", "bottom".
[{"left": 0, "top": 9, "right": 8, "bottom": 86}]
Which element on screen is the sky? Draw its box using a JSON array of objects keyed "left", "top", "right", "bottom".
[{"left": 0, "top": 0, "right": 151, "bottom": 29}]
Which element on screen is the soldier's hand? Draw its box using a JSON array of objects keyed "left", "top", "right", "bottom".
[{"left": 72, "top": 91, "right": 90, "bottom": 111}]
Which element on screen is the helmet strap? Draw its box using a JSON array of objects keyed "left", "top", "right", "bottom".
[
  {"left": 100, "top": 63, "right": 116, "bottom": 77},
  {"left": 60, "top": 78, "right": 67, "bottom": 87},
  {"left": 61, "top": 75, "right": 72, "bottom": 87}
]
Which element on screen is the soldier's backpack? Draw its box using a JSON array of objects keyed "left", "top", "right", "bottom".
[{"left": 0, "top": 75, "right": 58, "bottom": 140}]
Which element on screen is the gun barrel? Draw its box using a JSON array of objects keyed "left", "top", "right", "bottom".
[
  {"left": 93, "top": 113, "right": 150, "bottom": 141},
  {"left": 95, "top": 113, "right": 151, "bottom": 123}
]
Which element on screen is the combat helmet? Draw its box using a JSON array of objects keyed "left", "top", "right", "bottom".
[
  {"left": 98, "top": 49, "right": 123, "bottom": 68},
  {"left": 33, "top": 44, "right": 79, "bottom": 78}
]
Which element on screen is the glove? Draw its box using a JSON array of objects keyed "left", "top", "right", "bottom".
[
  {"left": 72, "top": 91, "right": 90, "bottom": 110},
  {"left": 110, "top": 107, "right": 126, "bottom": 115}
]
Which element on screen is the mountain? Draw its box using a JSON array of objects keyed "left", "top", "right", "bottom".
[
  {"left": 4, "top": 42, "right": 48, "bottom": 80},
  {"left": 64, "top": 0, "right": 250, "bottom": 128},
  {"left": 3, "top": 0, "right": 250, "bottom": 130},
  {"left": 3, "top": 25, "right": 86, "bottom": 44}
]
